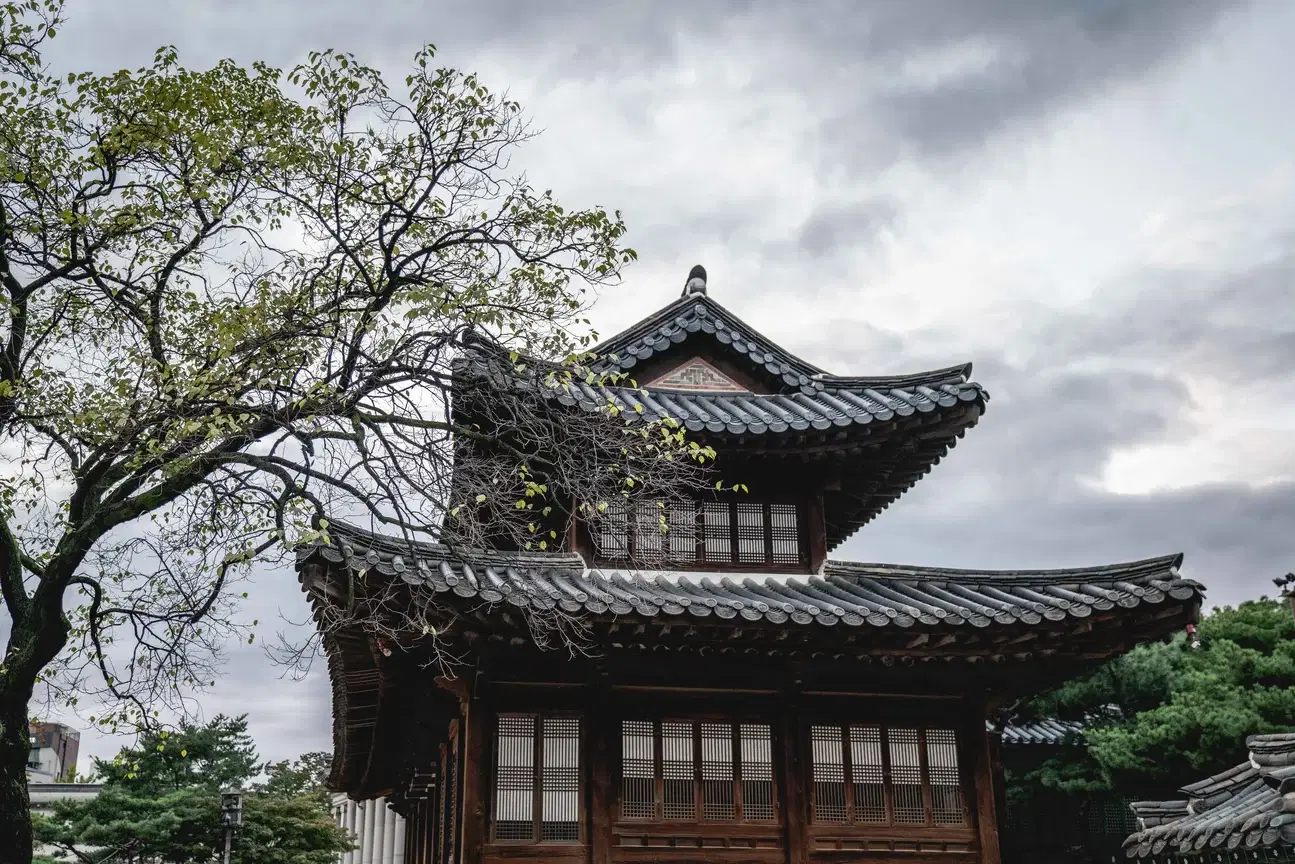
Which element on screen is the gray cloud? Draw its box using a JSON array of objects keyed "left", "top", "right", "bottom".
[
  {"left": 1046, "top": 247, "right": 1295, "bottom": 384},
  {"left": 795, "top": 198, "right": 901, "bottom": 259},
  {"left": 8, "top": 0, "right": 1290, "bottom": 769},
  {"left": 831, "top": 229, "right": 1295, "bottom": 609},
  {"left": 50, "top": 0, "right": 1248, "bottom": 160}
]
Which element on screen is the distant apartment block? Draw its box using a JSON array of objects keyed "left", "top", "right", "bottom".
[{"left": 27, "top": 721, "right": 80, "bottom": 782}]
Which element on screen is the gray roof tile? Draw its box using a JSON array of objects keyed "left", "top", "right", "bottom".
[
  {"left": 298, "top": 524, "right": 1201, "bottom": 634},
  {"left": 553, "top": 376, "right": 985, "bottom": 436},
  {"left": 1124, "top": 733, "right": 1295, "bottom": 857},
  {"left": 998, "top": 718, "right": 1086, "bottom": 746},
  {"left": 588, "top": 295, "right": 976, "bottom": 396}
]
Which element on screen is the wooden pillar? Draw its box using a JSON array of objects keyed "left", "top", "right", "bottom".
[
  {"left": 460, "top": 687, "right": 488, "bottom": 864},
  {"left": 967, "top": 702, "right": 1002, "bottom": 864},
  {"left": 807, "top": 493, "right": 828, "bottom": 573},
  {"left": 987, "top": 728, "right": 1006, "bottom": 855},
  {"left": 405, "top": 802, "right": 417, "bottom": 864},
  {"left": 779, "top": 696, "right": 808, "bottom": 864},
  {"left": 588, "top": 685, "right": 613, "bottom": 864}
]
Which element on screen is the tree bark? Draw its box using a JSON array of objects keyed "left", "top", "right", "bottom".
[
  {"left": 0, "top": 680, "right": 35, "bottom": 864},
  {"left": 0, "top": 561, "right": 72, "bottom": 864}
]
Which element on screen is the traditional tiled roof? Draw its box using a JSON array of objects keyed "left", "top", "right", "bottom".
[
  {"left": 587, "top": 293, "right": 979, "bottom": 399},
  {"left": 455, "top": 299, "right": 988, "bottom": 549},
  {"left": 999, "top": 718, "right": 1086, "bottom": 746},
  {"left": 589, "top": 294, "right": 825, "bottom": 389},
  {"left": 299, "top": 524, "right": 1200, "bottom": 633},
  {"left": 551, "top": 373, "right": 985, "bottom": 436},
  {"left": 1124, "top": 733, "right": 1295, "bottom": 858}
]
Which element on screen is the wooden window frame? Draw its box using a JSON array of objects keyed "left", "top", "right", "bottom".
[
  {"left": 589, "top": 496, "right": 809, "bottom": 572},
  {"left": 806, "top": 722, "right": 970, "bottom": 830},
  {"left": 614, "top": 716, "right": 781, "bottom": 826},
  {"left": 489, "top": 712, "right": 585, "bottom": 846}
]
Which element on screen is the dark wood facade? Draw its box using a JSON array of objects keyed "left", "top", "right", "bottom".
[
  {"left": 300, "top": 274, "right": 1205, "bottom": 864},
  {"left": 390, "top": 681, "right": 998, "bottom": 864}
]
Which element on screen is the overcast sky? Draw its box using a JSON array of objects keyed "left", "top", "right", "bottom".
[{"left": 23, "top": 0, "right": 1295, "bottom": 768}]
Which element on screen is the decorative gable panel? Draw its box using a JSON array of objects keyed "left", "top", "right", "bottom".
[{"left": 646, "top": 358, "right": 749, "bottom": 392}]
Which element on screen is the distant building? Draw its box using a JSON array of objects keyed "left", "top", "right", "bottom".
[
  {"left": 27, "top": 722, "right": 80, "bottom": 782},
  {"left": 28, "top": 781, "right": 102, "bottom": 814}
]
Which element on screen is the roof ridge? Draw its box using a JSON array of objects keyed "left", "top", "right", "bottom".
[
  {"left": 589, "top": 294, "right": 825, "bottom": 385},
  {"left": 824, "top": 554, "right": 1186, "bottom": 584},
  {"left": 300, "top": 522, "right": 585, "bottom": 569},
  {"left": 817, "top": 363, "right": 975, "bottom": 390}
]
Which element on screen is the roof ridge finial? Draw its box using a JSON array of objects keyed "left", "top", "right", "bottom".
[{"left": 682, "top": 264, "right": 707, "bottom": 297}]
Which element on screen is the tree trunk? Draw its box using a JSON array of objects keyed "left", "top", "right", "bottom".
[
  {"left": 0, "top": 688, "right": 34, "bottom": 864},
  {"left": 0, "top": 566, "right": 71, "bottom": 864}
]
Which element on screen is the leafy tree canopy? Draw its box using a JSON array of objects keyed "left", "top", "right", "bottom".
[
  {"left": 34, "top": 715, "right": 350, "bottom": 864},
  {"left": 1009, "top": 598, "right": 1295, "bottom": 800},
  {"left": 0, "top": 0, "right": 714, "bottom": 856}
]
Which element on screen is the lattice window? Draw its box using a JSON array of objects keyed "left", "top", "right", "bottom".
[
  {"left": 808, "top": 724, "right": 967, "bottom": 828},
  {"left": 593, "top": 498, "right": 805, "bottom": 570},
  {"left": 491, "top": 714, "right": 583, "bottom": 843},
  {"left": 740, "top": 724, "right": 776, "bottom": 822},
  {"left": 700, "top": 722, "right": 735, "bottom": 820},
  {"left": 770, "top": 504, "right": 801, "bottom": 565},
  {"left": 494, "top": 716, "right": 535, "bottom": 840},
  {"left": 634, "top": 501, "right": 666, "bottom": 565},
  {"left": 667, "top": 504, "right": 697, "bottom": 562},
  {"left": 620, "top": 720, "right": 655, "bottom": 821},
  {"left": 849, "top": 726, "right": 886, "bottom": 824},
  {"left": 889, "top": 728, "right": 925, "bottom": 825},
  {"left": 811, "top": 725, "right": 847, "bottom": 823},
  {"left": 618, "top": 719, "right": 778, "bottom": 823},
  {"left": 702, "top": 502, "right": 731, "bottom": 563},
  {"left": 541, "top": 718, "right": 580, "bottom": 840},
  {"left": 595, "top": 500, "right": 629, "bottom": 560},
  {"left": 661, "top": 721, "right": 695, "bottom": 821},
  {"left": 925, "top": 729, "right": 965, "bottom": 826},
  {"left": 736, "top": 502, "right": 765, "bottom": 564}
]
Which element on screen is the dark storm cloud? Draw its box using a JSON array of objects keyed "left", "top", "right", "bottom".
[
  {"left": 14, "top": 0, "right": 1285, "bottom": 765},
  {"left": 49, "top": 0, "right": 1249, "bottom": 159},
  {"left": 841, "top": 0, "right": 1251, "bottom": 155},
  {"left": 830, "top": 235, "right": 1295, "bottom": 609},
  {"left": 1046, "top": 246, "right": 1295, "bottom": 384}
]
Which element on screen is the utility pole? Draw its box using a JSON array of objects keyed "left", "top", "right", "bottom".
[{"left": 220, "top": 789, "right": 245, "bottom": 864}]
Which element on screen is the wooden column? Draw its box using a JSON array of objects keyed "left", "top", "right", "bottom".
[
  {"left": 460, "top": 682, "right": 488, "bottom": 864},
  {"left": 779, "top": 696, "right": 808, "bottom": 864},
  {"left": 409, "top": 803, "right": 419, "bottom": 860},
  {"left": 807, "top": 493, "right": 828, "bottom": 573},
  {"left": 967, "top": 702, "right": 1002, "bottom": 864},
  {"left": 588, "top": 685, "right": 613, "bottom": 864}
]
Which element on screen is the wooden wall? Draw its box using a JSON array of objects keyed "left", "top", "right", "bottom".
[{"left": 401, "top": 680, "right": 1001, "bottom": 864}]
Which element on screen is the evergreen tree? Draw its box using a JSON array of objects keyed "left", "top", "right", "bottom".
[
  {"left": 33, "top": 717, "right": 350, "bottom": 863},
  {"left": 1010, "top": 597, "right": 1295, "bottom": 800}
]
